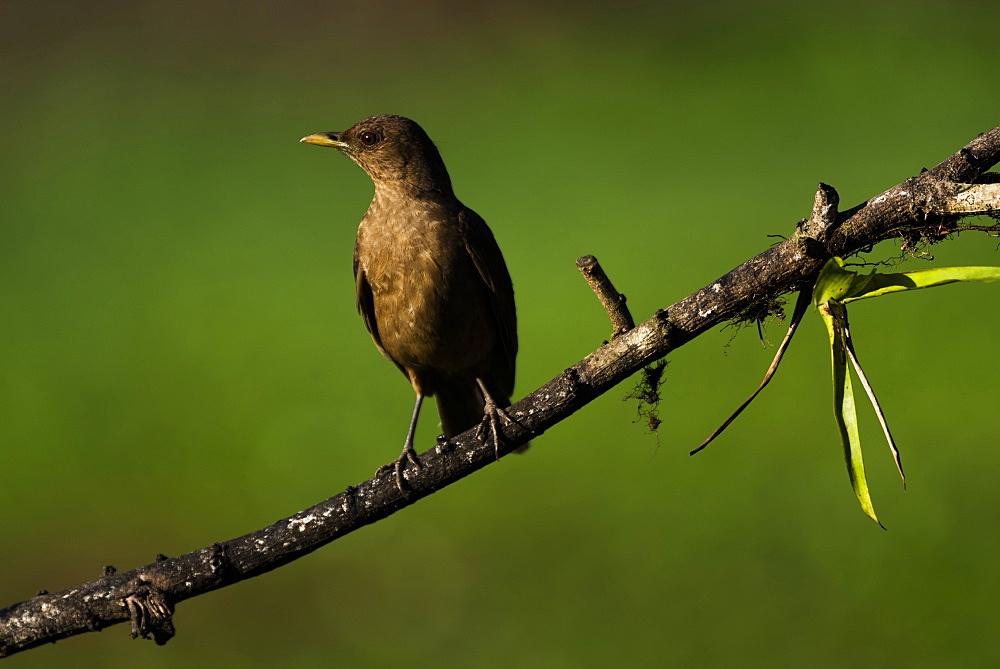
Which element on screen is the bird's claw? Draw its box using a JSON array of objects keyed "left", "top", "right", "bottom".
[
  {"left": 476, "top": 400, "right": 518, "bottom": 459},
  {"left": 376, "top": 446, "right": 422, "bottom": 496}
]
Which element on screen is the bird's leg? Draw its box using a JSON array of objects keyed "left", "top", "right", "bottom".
[
  {"left": 377, "top": 394, "right": 424, "bottom": 495},
  {"left": 474, "top": 379, "right": 519, "bottom": 459}
]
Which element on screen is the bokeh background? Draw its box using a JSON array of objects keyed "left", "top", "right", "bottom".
[{"left": 3, "top": 0, "right": 1000, "bottom": 665}]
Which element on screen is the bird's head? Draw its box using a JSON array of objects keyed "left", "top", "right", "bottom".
[{"left": 301, "top": 114, "right": 452, "bottom": 194}]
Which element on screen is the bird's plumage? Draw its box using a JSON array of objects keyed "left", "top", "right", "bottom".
[{"left": 302, "top": 114, "right": 521, "bottom": 485}]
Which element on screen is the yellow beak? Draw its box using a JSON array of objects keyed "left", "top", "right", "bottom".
[{"left": 300, "top": 132, "right": 348, "bottom": 149}]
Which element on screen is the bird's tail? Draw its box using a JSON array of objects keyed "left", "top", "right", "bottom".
[{"left": 435, "top": 380, "right": 530, "bottom": 453}]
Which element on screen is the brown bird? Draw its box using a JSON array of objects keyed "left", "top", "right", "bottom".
[{"left": 301, "top": 114, "right": 524, "bottom": 492}]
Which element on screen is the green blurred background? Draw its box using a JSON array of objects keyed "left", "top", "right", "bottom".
[{"left": 3, "top": 0, "right": 1000, "bottom": 665}]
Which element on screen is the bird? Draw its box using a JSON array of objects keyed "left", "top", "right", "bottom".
[{"left": 300, "top": 114, "right": 525, "bottom": 493}]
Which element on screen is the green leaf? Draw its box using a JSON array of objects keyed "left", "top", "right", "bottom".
[
  {"left": 814, "top": 258, "right": 1000, "bottom": 306},
  {"left": 818, "top": 300, "right": 883, "bottom": 527},
  {"left": 810, "top": 257, "right": 1000, "bottom": 525},
  {"left": 812, "top": 257, "right": 857, "bottom": 306},
  {"left": 841, "top": 265, "right": 1000, "bottom": 303},
  {"left": 842, "top": 317, "right": 905, "bottom": 488},
  {"left": 819, "top": 301, "right": 884, "bottom": 529}
]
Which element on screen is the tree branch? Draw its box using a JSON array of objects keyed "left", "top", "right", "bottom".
[
  {"left": 576, "top": 254, "right": 636, "bottom": 338},
  {"left": 3, "top": 126, "right": 1000, "bottom": 657}
]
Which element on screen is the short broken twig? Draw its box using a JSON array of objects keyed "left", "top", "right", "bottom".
[{"left": 577, "top": 255, "right": 635, "bottom": 338}]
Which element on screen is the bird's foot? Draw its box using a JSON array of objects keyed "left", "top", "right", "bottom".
[
  {"left": 376, "top": 445, "right": 422, "bottom": 496},
  {"left": 476, "top": 399, "right": 519, "bottom": 460}
]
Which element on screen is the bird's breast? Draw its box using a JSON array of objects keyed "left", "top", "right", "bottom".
[{"left": 357, "top": 207, "right": 494, "bottom": 374}]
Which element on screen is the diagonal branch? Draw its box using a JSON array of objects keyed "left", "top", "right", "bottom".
[{"left": 3, "top": 126, "right": 1000, "bottom": 657}]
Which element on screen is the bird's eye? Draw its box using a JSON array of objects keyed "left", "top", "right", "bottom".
[{"left": 359, "top": 131, "right": 380, "bottom": 146}]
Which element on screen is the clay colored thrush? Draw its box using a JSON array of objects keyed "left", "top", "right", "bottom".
[{"left": 301, "top": 114, "right": 524, "bottom": 492}]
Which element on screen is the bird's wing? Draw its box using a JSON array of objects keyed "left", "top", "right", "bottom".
[
  {"left": 353, "top": 240, "right": 379, "bottom": 345},
  {"left": 354, "top": 239, "right": 407, "bottom": 376},
  {"left": 458, "top": 207, "right": 518, "bottom": 395}
]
